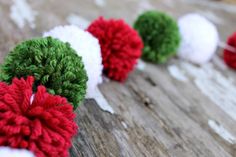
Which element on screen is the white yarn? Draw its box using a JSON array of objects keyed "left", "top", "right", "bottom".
[
  {"left": 43, "top": 25, "right": 103, "bottom": 98},
  {"left": 0, "top": 147, "right": 35, "bottom": 157},
  {"left": 177, "top": 13, "right": 219, "bottom": 64}
]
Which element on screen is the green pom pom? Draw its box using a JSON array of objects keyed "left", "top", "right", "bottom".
[
  {"left": 134, "top": 11, "right": 181, "bottom": 63},
  {"left": 0, "top": 37, "right": 88, "bottom": 109}
]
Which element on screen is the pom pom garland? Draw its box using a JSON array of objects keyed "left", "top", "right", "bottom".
[
  {"left": 43, "top": 25, "right": 103, "bottom": 98},
  {"left": 0, "top": 37, "right": 88, "bottom": 108},
  {"left": 0, "top": 76, "right": 77, "bottom": 157},
  {"left": 177, "top": 13, "right": 219, "bottom": 64},
  {"left": 87, "top": 17, "right": 143, "bottom": 82},
  {"left": 0, "top": 147, "right": 35, "bottom": 157},
  {"left": 134, "top": 11, "right": 180, "bottom": 63},
  {"left": 223, "top": 32, "right": 236, "bottom": 69}
]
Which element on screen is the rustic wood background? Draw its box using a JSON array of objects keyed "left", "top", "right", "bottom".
[{"left": 0, "top": 0, "right": 236, "bottom": 156}]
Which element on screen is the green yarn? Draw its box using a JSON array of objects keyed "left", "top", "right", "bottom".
[
  {"left": 0, "top": 37, "right": 88, "bottom": 109},
  {"left": 134, "top": 11, "right": 181, "bottom": 63}
]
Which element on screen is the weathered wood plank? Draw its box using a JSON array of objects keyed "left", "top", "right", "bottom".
[
  {"left": 100, "top": 71, "right": 231, "bottom": 157},
  {"left": 134, "top": 62, "right": 236, "bottom": 156},
  {"left": 71, "top": 99, "right": 171, "bottom": 157},
  {"left": 0, "top": 0, "right": 236, "bottom": 157}
]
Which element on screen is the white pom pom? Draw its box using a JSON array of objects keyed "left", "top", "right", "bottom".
[
  {"left": 177, "top": 13, "right": 219, "bottom": 64},
  {"left": 43, "top": 25, "right": 103, "bottom": 98},
  {"left": 0, "top": 147, "right": 35, "bottom": 157}
]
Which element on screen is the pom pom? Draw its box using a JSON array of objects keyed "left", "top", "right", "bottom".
[
  {"left": 0, "top": 76, "right": 77, "bottom": 157},
  {"left": 0, "top": 147, "right": 35, "bottom": 157},
  {"left": 223, "top": 32, "right": 236, "bottom": 69},
  {"left": 43, "top": 25, "right": 103, "bottom": 98},
  {"left": 134, "top": 10, "right": 180, "bottom": 63},
  {"left": 0, "top": 37, "right": 88, "bottom": 108},
  {"left": 87, "top": 17, "right": 143, "bottom": 82},
  {"left": 178, "top": 13, "right": 219, "bottom": 64}
]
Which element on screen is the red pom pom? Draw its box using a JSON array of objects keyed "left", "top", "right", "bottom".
[
  {"left": 87, "top": 17, "right": 143, "bottom": 82},
  {"left": 0, "top": 76, "right": 77, "bottom": 157},
  {"left": 224, "top": 32, "right": 236, "bottom": 69}
]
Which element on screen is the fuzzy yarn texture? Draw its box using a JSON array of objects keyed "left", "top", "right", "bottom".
[
  {"left": 0, "top": 76, "right": 77, "bottom": 157},
  {"left": 43, "top": 25, "right": 103, "bottom": 98},
  {"left": 224, "top": 32, "right": 236, "bottom": 69},
  {"left": 0, "top": 147, "right": 35, "bottom": 157},
  {"left": 178, "top": 13, "right": 219, "bottom": 64},
  {"left": 134, "top": 10, "right": 180, "bottom": 63},
  {"left": 0, "top": 37, "right": 88, "bottom": 109},
  {"left": 87, "top": 17, "right": 143, "bottom": 82}
]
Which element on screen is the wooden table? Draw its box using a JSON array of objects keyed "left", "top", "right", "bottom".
[{"left": 0, "top": 0, "right": 236, "bottom": 156}]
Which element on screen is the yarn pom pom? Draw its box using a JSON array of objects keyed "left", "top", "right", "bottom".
[
  {"left": 134, "top": 10, "right": 180, "bottom": 63},
  {"left": 223, "top": 32, "right": 236, "bottom": 69},
  {"left": 87, "top": 17, "right": 143, "bottom": 82},
  {"left": 43, "top": 25, "right": 103, "bottom": 98},
  {"left": 0, "top": 147, "right": 35, "bottom": 157},
  {"left": 178, "top": 13, "right": 219, "bottom": 64},
  {"left": 0, "top": 76, "right": 77, "bottom": 157},
  {"left": 0, "top": 37, "right": 88, "bottom": 108}
]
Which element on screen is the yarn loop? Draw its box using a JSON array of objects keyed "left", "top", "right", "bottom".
[
  {"left": 134, "top": 11, "right": 180, "bottom": 63},
  {"left": 0, "top": 76, "right": 77, "bottom": 157},
  {"left": 44, "top": 25, "right": 103, "bottom": 98},
  {"left": 0, "top": 37, "right": 88, "bottom": 108},
  {"left": 224, "top": 32, "right": 236, "bottom": 69},
  {"left": 88, "top": 17, "right": 143, "bottom": 81}
]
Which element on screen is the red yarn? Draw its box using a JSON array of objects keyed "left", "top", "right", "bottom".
[
  {"left": 0, "top": 76, "right": 77, "bottom": 157},
  {"left": 87, "top": 17, "right": 143, "bottom": 82},
  {"left": 224, "top": 32, "right": 236, "bottom": 69}
]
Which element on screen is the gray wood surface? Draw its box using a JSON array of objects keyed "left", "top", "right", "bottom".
[{"left": 0, "top": 0, "right": 236, "bottom": 156}]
